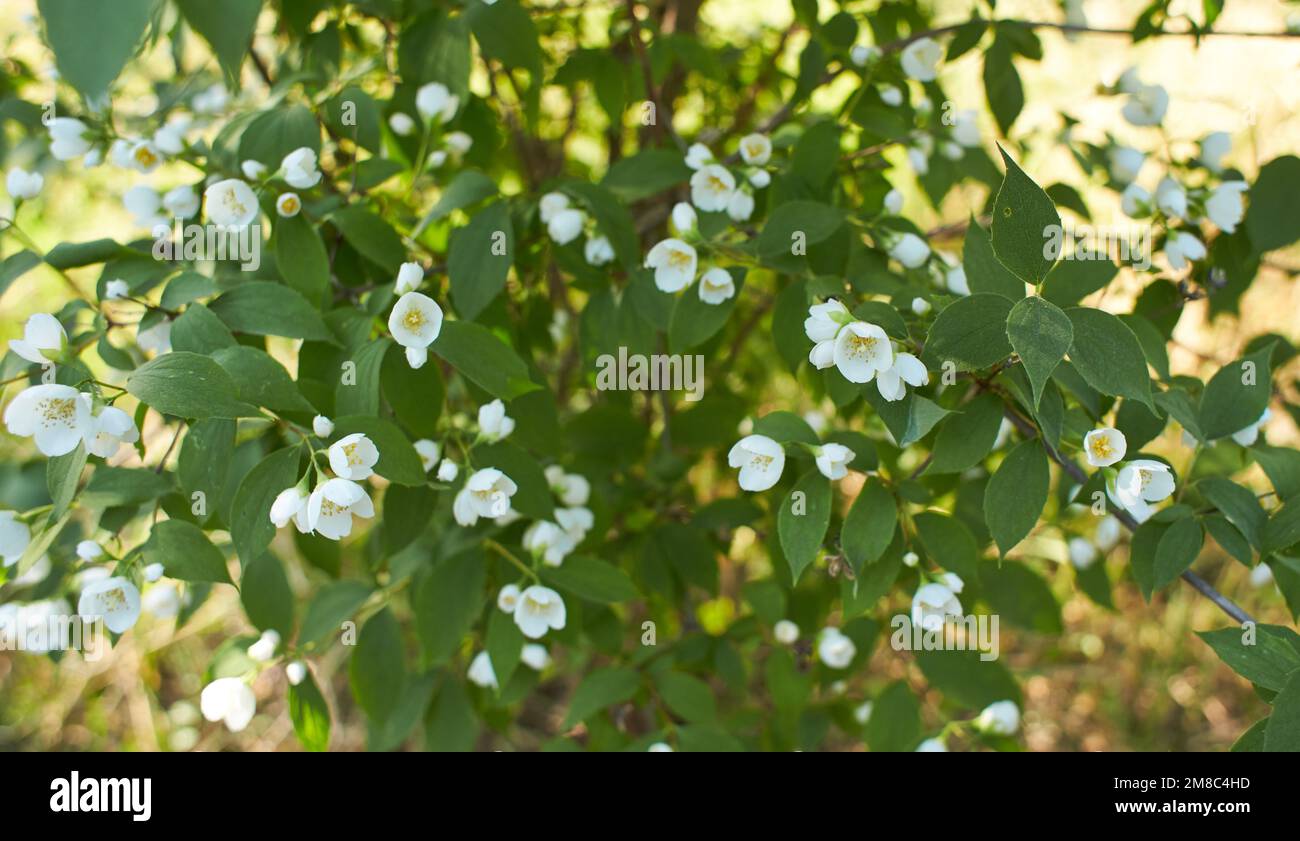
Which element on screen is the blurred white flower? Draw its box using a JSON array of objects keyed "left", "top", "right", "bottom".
[
  {"left": 547, "top": 208, "right": 586, "bottom": 245},
  {"left": 414, "top": 439, "right": 440, "bottom": 472},
  {"left": 1122, "top": 83, "right": 1169, "bottom": 126},
  {"left": 48, "top": 117, "right": 91, "bottom": 160},
  {"left": 1108, "top": 146, "right": 1145, "bottom": 183},
  {"left": 388, "top": 112, "right": 416, "bottom": 136},
  {"left": 286, "top": 661, "right": 308, "bottom": 685},
  {"left": 883, "top": 188, "right": 903, "bottom": 215},
  {"left": 698, "top": 267, "right": 736, "bottom": 304},
  {"left": 9, "top": 313, "right": 66, "bottom": 364},
  {"left": 817, "top": 627, "right": 856, "bottom": 669},
  {"left": 1200, "top": 132, "right": 1231, "bottom": 171},
  {"left": 726, "top": 189, "right": 755, "bottom": 222},
  {"left": 975, "top": 700, "right": 1021, "bottom": 735},
  {"left": 6, "top": 167, "right": 43, "bottom": 200},
  {"left": 739, "top": 133, "right": 772, "bottom": 165},
  {"left": 888, "top": 232, "right": 930, "bottom": 269},
  {"left": 79, "top": 575, "right": 141, "bottom": 633},
  {"left": 141, "top": 582, "right": 180, "bottom": 618},
  {"left": 477, "top": 399, "right": 515, "bottom": 442},
  {"left": 1154, "top": 177, "right": 1186, "bottom": 218},
  {"left": 1164, "top": 231, "right": 1206, "bottom": 271},
  {"left": 520, "top": 643, "right": 551, "bottom": 670},
  {"left": 814, "top": 443, "right": 855, "bottom": 480},
  {"left": 241, "top": 160, "right": 268, "bottom": 180},
  {"left": 1205, "top": 181, "right": 1248, "bottom": 233},
  {"left": 684, "top": 142, "right": 713, "bottom": 170},
  {"left": 900, "top": 37, "right": 943, "bottom": 81},
  {"left": 163, "top": 185, "right": 200, "bottom": 218},
  {"left": 312, "top": 415, "right": 334, "bottom": 438},
  {"left": 498, "top": 583, "right": 522, "bottom": 614},
  {"left": 513, "top": 585, "right": 566, "bottom": 639},
  {"left": 280, "top": 147, "right": 322, "bottom": 189},
  {"left": 544, "top": 465, "right": 590, "bottom": 506},
  {"left": 1068, "top": 537, "right": 1098, "bottom": 569},
  {"left": 584, "top": 235, "right": 615, "bottom": 266},
  {"left": 201, "top": 677, "right": 256, "bottom": 732},
  {"left": 415, "top": 82, "right": 459, "bottom": 123},
  {"left": 275, "top": 192, "right": 301, "bottom": 217},
  {"left": 728, "top": 434, "right": 785, "bottom": 492},
  {"left": 0, "top": 511, "right": 31, "bottom": 567},
  {"left": 1120, "top": 183, "right": 1150, "bottom": 217},
  {"left": 248, "top": 629, "right": 280, "bottom": 662},
  {"left": 690, "top": 164, "right": 736, "bottom": 212},
  {"left": 204, "top": 178, "right": 260, "bottom": 227},
  {"left": 105, "top": 279, "right": 130, "bottom": 300},
  {"left": 774, "top": 619, "right": 799, "bottom": 644},
  {"left": 670, "top": 201, "right": 697, "bottom": 234},
  {"left": 912, "top": 582, "right": 963, "bottom": 632},
  {"left": 437, "top": 459, "right": 459, "bottom": 483}
]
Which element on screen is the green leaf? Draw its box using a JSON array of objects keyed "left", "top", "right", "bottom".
[
  {"left": 1152, "top": 516, "right": 1204, "bottom": 591},
  {"left": 241, "top": 552, "right": 294, "bottom": 638},
  {"left": 840, "top": 478, "right": 896, "bottom": 572},
  {"left": 1264, "top": 671, "right": 1300, "bottom": 751},
  {"left": 865, "top": 681, "right": 921, "bottom": 752},
  {"left": 983, "top": 438, "right": 1049, "bottom": 556},
  {"left": 335, "top": 337, "right": 390, "bottom": 417},
  {"left": 542, "top": 555, "right": 639, "bottom": 603},
  {"left": 300, "top": 580, "right": 373, "bottom": 646},
  {"left": 414, "top": 170, "right": 497, "bottom": 236},
  {"left": 756, "top": 201, "right": 845, "bottom": 265},
  {"left": 144, "top": 519, "right": 232, "bottom": 584},
  {"left": 332, "top": 415, "right": 427, "bottom": 487},
  {"left": 213, "top": 346, "right": 315, "bottom": 414},
  {"left": 1244, "top": 155, "right": 1300, "bottom": 253},
  {"left": 1064, "top": 307, "right": 1155, "bottom": 411},
  {"left": 778, "top": 470, "right": 832, "bottom": 583},
  {"left": 414, "top": 549, "right": 486, "bottom": 664},
  {"left": 274, "top": 214, "right": 331, "bottom": 307},
  {"left": 915, "top": 648, "right": 1021, "bottom": 709},
  {"left": 288, "top": 673, "right": 331, "bottom": 752},
  {"left": 963, "top": 218, "right": 1025, "bottom": 300},
  {"left": 449, "top": 200, "right": 513, "bottom": 320},
  {"left": 230, "top": 446, "right": 302, "bottom": 567},
  {"left": 210, "top": 281, "right": 333, "bottom": 342},
  {"left": 668, "top": 268, "right": 745, "bottom": 352},
  {"left": 432, "top": 320, "right": 538, "bottom": 400},
  {"left": 80, "top": 467, "right": 172, "bottom": 507},
  {"left": 562, "top": 667, "right": 641, "bottom": 728},
  {"left": 926, "top": 393, "right": 1005, "bottom": 474},
  {"left": 47, "top": 443, "right": 86, "bottom": 518},
  {"left": 923, "top": 293, "right": 1014, "bottom": 370},
  {"left": 381, "top": 341, "right": 444, "bottom": 437},
  {"left": 1197, "top": 344, "right": 1273, "bottom": 441},
  {"left": 465, "top": 0, "right": 542, "bottom": 76},
  {"left": 485, "top": 609, "right": 524, "bottom": 690},
  {"left": 751, "top": 411, "right": 819, "bottom": 446},
  {"left": 349, "top": 607, "right": 407, "bottom": 725},
  {"left": 127, "top": 352, "right": 257, "bottom": 419},
  {"left": 382, "top": 484, "right": 435, "bottom": 554},
  {"left": 331, "top": 207, "right": 405, "bottom": 273},
  {"left": 1197, "top": 477, "right": 1266, "bottom": 550},
  {"left": 1198, "top": 624, "right": 1300, "bottom": 691},
  {"left": 980, "top": 560, "right": 1063, "bottom": 632},
  {"left": 37, "top": 0, "right": 153, "bottom": 100},
  {"left": 982, "top": 40, "right": 1024, "bottom": 136},
  {"left": 654, "top": 672, "right": 718, "bottom": 724},
  {"left": 178, "top": 419, "right": 234, "bottom": 525},
  {"left": 171, "top": 302, "right": 236, "bottom": 354},
  {"left": 602, "top": 149, "right": 693, "bottom": 201},
  {"left": 862, "top": 389, "right": 951, "bottom": 447},
  {"left": 1041, "top": 259, "right": 1118, "bottom": 307},
  {"left": 1006, "top": 295, "right": 1073, "bottom": 409},
  {"left": 238, "top": 104, "right": 321, "bottom": 168},
  {"left": 991, "top": 146, "right": 1060, "bottom": 285},
  {"left": 175, "top": 0, "right": 262, "bottom": 84},
  {"left": 914, "top": 512, "right": 981, "bottom": 583},
  {"left": 1264, "top": 499, "right": 1300, "bottom": 556}
]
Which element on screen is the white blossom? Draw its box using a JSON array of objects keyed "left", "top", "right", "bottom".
[
  {"left": 286, "top": 661, "right": 308, "bottom": 685},
  {"left": 78, "top": 575, "right": 141, "bottom": 633},
  {"left": 453, "top": 468, "right": 518, "bottom": 526},
  {"left": 204, "top": 178, "right": 260, "bottom": 227},
  {"left": 1068, "top": 537, "right": 1098, "bottom": 570},
  {"left": 136, "top": 319, "right": 172, "bottom": 355},
  {"left": 477, "top": 399, "right": 515, "bottom": 442},
  {"left": 445, "top": 131, "right": 473, "bottom": 156},
  {"left": 312, "top": 415, "right": 334, "bottom": 438},
  {"left": 888, "top": 233, "right": 930, "bottom": 269},
  {"left": 749, "top": 169, "right": 771, "bottom": 188},
  {"left": 128, "top": 140, "right": 163, "bottom": 173},
  {"left": 48, "top": 117, "right": 91, "bottom": 160},
  {"left": 387, "top": 292, "right": 444, "bottom": 359},
  {"left": 690, "top": 164, "right": 736, "bottom": 212},
  {"left": 328, "top": 432, "right": 379, "bottom": 481},
  {"left": 1108, "top": 459, "right": 1176, "bottom": 522},
  {"left": 6, "top": 167, "right": 43, "bottom": 200},
  {"left": 1154, "top": 177, "right": 1186, "bottom": 218},
  {"left": 388, "top": 112, "right": 416, "bottom": 136},
  {"left": 738, "top": 133, "right": 772, "bottom": 165},
  {"left": 414, "top": 439, "right": 440, "bottom": 472},
  {"left": 141, "top": 582, "right": 180, "bottom": 618},
  {"left": 974, "top": 700, "right": 1021, "bottom": 735},
  {"left": 911, "top": 297, "right": 931, "bottom": 316},
  {"left": 727, "top": 434, "right": 785, "bottom": 492},
  {"left": 4, "top": 383, "right": 92, "bottom": 456},
  {"left": 814, "top": 443, "right": 855, "bottom": 480},
  {"left": 698, "top": 267, "right": 736, "bottom": 304},
  {"left": 280, "top": 147, "right": 322, "bottom": 189},
  {"left": 520, "top": 643, "right": 551, "bottom": 670},
  {"left": 192, "top": 84, "right": 229, "bottom": 113},
  {"left": 1164, "top": 231, "right": 1206, "bottom": 271},
  {"left": 498, "top": 583, "right": 522, "bottom": 614},
  {"left": 523, "top": 520, "right": 576, "bottom": 567},
  {"left": 270, "top": 486, "right": 312, "bottom": 533},
  {"left": 584, "top": 235, "right": 615, "bottom": 266},
  {"left": 83, "top": 403, "right": 139, "bottom": 458},
  {"left": 0, "top": 511, "right": 31, "bottom": 567},
  {"left": 143, "top": 562, "right": 164, "bottom": 582},
  {"left": 544, "top": 465, "right": 590, "bottom": 506},
  {"left": 726, "top": 189, "right": 755, "bottom": 222},
  {"left": 670, "top": 201, "right": 697, "bottom": 234},
  {"left": 1084, "top": 427, "right": 1127, "bottom": 467},
  {"left": 248, "top": 629, "right": 280, "bottom": 662},
  {"left": 817, "top": 627, "right": 856, "bottom": 669},
  {"left": 415, "top": 82, "right": 459, "bottom": 123},
  {"left": 645, "top": 238, "right": 698, "bottom": 292},
  {"left": 946, "top": 264, "right": 970, "bottom": 296},
  {"left": 468, "top": 651, "right": 498, "bottom": 688},
  {"left": 547, "top": 208, "right": 586, "bottom": 245},
  {"left": 684, "top": 142, "right": 713, "bottom": 170},
  {"left": 879, "top": 85, "right": 903, "bottom": 107},
  {"left": 1200, "top": 132, "right": 1231, "bottom": 172},
  {"left": 306, "top": 478, "right": 375, "bottom": 540},
  {"left": 1109, "top": 146, "right": 1145, "bottom": 183},
  {"left": 124, "top": 185, "right": 164, "bottom": 228},
  {"left": 1122, "top": 83, "right": 1169, "bottom": 127},
  {"left": 900, "top": 37, "right": 943, "bottom": 81},
  {"left": 104, "top": 279, "right": 130, "bottom": 300},
  {"left": 850, "top": 44, "right": 880, "bottom": 67},
  {"left": 163, "top": 185, "right": 200, "bottom": 218},
  {"left": 200, "top": 677, "right": 257, "bottom": 732},
  {"left": 876, "top": 352, "right": 928, "bottom": 402},
  {"left": 952, "top": 109, "right": 981, "bottom": 147},
  {"left": 912, "top": 582, "right": 963, "bottom": 632},
  {"left": 275, "top": 192, "right": 301, "bottom": 217},
  {"left": 1095, "top": 515, "right": 1122, "bottom": 552},
  {"left": 539, "top": 191, "right": 570, "bottom": 223},
  {"left": 9, "top": 313, "right": 66, "bottom": 364},
  {"left": 437, "top": 459, "right": 459, "bottom": 483},
  {"left": 1205, "top": 181, "right": 1248, "bottom": 233},
  {"left": 883, "top": 188, "right": 903, "bottom": 215},
  {"left": 513, "top": 585, "right": 566, "bottom": 639},
  {"left": 832, "top": 321, "right": 894, "bottom": 384},
  {"left": 241, "top": 160, "right": 268, "bottom": 180},
  {"left": 1120, "top": 183, "right": 1150, "bottom": 217},
  {"left": 774, "top": 619, "right": 799, "bottom": 644},
  {"left": 1231, "top": 408, "right": 1270, "bottom": 447}
]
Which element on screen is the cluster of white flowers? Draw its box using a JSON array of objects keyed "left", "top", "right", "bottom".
[
  {"left": 496, "top": 582, "right": 567, "bottom": 640},
  {"left": 269, "top": 430, "right": 378, "bottom": 541},
  {"left": 467, "top": 640, "right": 553, "bottom": 690},
  {"left": 911, "top": 575, "right": 964, "bottom": 632},
  {"left": 1083, "top": 427, "right": 1176, "bottom": 523},
  {"left": 519, "top": 466, "right": 593, "bottom": 567},
  {"left": 804, "top": 299, "right": 929, "bottom": 400}
]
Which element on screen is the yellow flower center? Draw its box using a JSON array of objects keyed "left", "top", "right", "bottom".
[
  {"left": 39, "top": 396, "right": 77, "bottom": 426},
  {"left": 343, "top": 442, "right": 364, "bottom": 466},
  {"left": 1089, "top": 436, "right": 1113, "bottom": 460},
  {"left": 281, "top": 197, "right": 299, "bottom": 213},
  {"left": 847, "top": 333, "right": 877, "bottom": 360},
  {"left": 667, "top": 249, "right": 692, "bottom": 270},
  {"left": 101, "top": 587, "right": 127, "bottom": 612},
  {"left": 319, "top": 499, "right": 344, "bottom": 517},
  {"left": 403, "top": 307, "right": 425, "bottom": 330},
  {"left": 707, "top": 175, "right": 729, "bottom": 192},
  {"left": 134, "top": 146, "right": 158, "bottom": 168}
]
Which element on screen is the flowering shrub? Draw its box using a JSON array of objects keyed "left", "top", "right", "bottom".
[{"left": 2, "top": 0, "right": 1299, "bottom": 752}]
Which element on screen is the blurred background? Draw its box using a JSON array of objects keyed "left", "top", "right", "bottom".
[{"left": 1, "top": 0, "right": 1298, "bottom": 750}]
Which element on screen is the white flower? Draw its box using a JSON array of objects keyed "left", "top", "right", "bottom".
[
  {"left": 850, "top": 44, "right": 880, "bottom": 67},
  {"left": 833, "top": 321, "right": 894, "bottom": 384},
  {"left": 539, "top": 191, "right": 570, "bottom": 223},
  {"left": 698, "top": 267, "right": 735, "bottom": 304},
  {"left": 163, "top": 185, "right": 200, "bottom": 218},
  {"left": 452, "top": 468, "right": 518, "bottom": 526},
  {"left": 428, "top": 150, "right": 448, "bottom": 169},
  {"left": 1200, "top": 132, "right": 1231, "bottom": 172},
  {"left": 952, "top": 109, "right": 981, "bottom": 147},
  {"left": 727, "top": 434, "right": 785, "bottom": 492},
  {"left": 1068, "top": 537, "right": 1098, "bottom": 569},
  {"left": 498, "top": 583, "right": 522, "bottom": 613},
  {"left": 415, "top": 82, "right": 459, "bottom": 123},
  {"left": 405, "top": 347, "right": 428, "bottom": 369},
  {"left": 879, "top": 85, "right": 903, "bottom": 107},
  {"left": 437, "top": 459, "right": 459, "bottom": 482},
  {"left": 903, "top": 551, "right": 920, "bottom": 567},
  {"left": 853, "top": 701, "right": 874, "bottom": 725},
  {"left": 888, "top": 233, "right": 930, "bottom": 269},
  {"left": 1095, "top": 515, "right": 1122, "bottom": 551},
  {"left": 739, "top": 133, "right": 772, "bottom": 165},
  {"left": 141, "top": 582, "right": 180, "bottom": 618},
  {"left": 1231, "top": 408, "right": 1270, "bottom": 447},
  {"left": 312, "top": 415, "right": 334, "bottom": 438},
  {"left": 1108, "top": 459, "right": 1175, "bottom": 522},
  {"left": 280, "top": 147, "right": 322, "bottom": 189},
  {"left": 388, "top": 112, "right": 416, "bottom": 136},
  {"left": 83, "top": 403, "right": 139, "bottom": 458},
  {"left": 275, "top": 192, "right": 301, "bottom": 217},
  {"left": 817, "top": 627, "right": 856, "bottom": 669},
  {"left": 804, "top": 298, "right": 850, "bottom": 343},
  {"left": 78, "top": 575, "right": 141, "bottom": 633},
  {"left": 1250, "top": 563, "right": 1274, "bottom": 588},
  {"left": 204, "top": 178, "right": 260, "bottom": 227},
  {"left": 1164, "top": 231, "right": 1206, "bottom": 271},
  {"left": 749, "top": 169, "right": 771, "bottom": 188},
  {"left": 1122, "top": 83, "right": 1169, "bottom": 127},
  {"left": 328, "top": 432, "right": 379, "bottom": 481},
  {"left": 1154, "top": 177, "right": 1187, "bottom": 218},
  {"left": 1083, "top": 427, "right": 1127, "bottom": 467},
  {"left": 108, "top": 139, "right": 135, "bottom": 168},
  {"left": 0, "top": 599, "right": 72, "bottom": 651},
  {"left": 128, "top": 141, "right": 163, "bottom": 173},
  {"left": 584, "top": 235, "right": 615, "bottom": 266},
  {"left": 523, "top": 520, "right": 575, "bottom": 567},
  {"left": 241, "top": 159, "right": 268, "bottom": 180},
  {"left": 946, "top": 264, "right": 970, "bottom": 296},
  {"left": 684, "top": 142, "right": 713, "bottom": 170},
  {"left": 670, "top": 201, "right": 697, "bottom": 234},
  {"left": 192, "top": 83, "right": 229, "bottom": 113},
  {"left": 544, "top": 465, "right": 590, "bottom": 506},
  {"left": 555, "top": 506, "right": 593, "bottom": 543},
  {"left": 940, "top": 141, "right": 963, "bottom": 161},
  {"left": 0, "top": 511, "right": 31, "bottom": 567},
  {"left": 200, "top": 677, "right": 257, "bottom": 733},
  {"left": 124, "top": 185, "right": 164, "bottom": 228},
  {"left": 900, "top": 37, "right": 943, "bottom": 81},
  {"left": 445, "top": 131, "right": 473, "bottom": 156},
  {"left": 48, "top": 117, "right": 91, "bottom": 160},
  {"left": 466, "top": 652, "right": 498, "bottom": 689},
  {"left": 477, "top": 399, "right": 515, "bottom": 442},
  {"left": 6, "top": 167, "right": 43, "bottom": 200},
  {"left": 1108, "top": 146, "right": 1145, "bottom": 183},
  {"left": 911, "top": 297, "right": 931, "bottom": 316},
  {"left": 547, "top": 208, "right": 586, "bottom": 245},
  {"left": 414, "top": 439, "right": 440, "bottom": 472},
  {"left": 136, "top": 319, "right": 172, "bottom": 355},
  {"left": 520, "top": 643, "right": 551, "bottom": 671},
  {"left": 726, "top": 189, "right": 755, "bottom": 222},
  {"left": 1205, "top": 181, "right": 1248, "bottom": 233},
  {"left": 774, "top": 619, "right": 799, "bottom": 644},
  {"left": 974, "top": 700, "right": 1021, "bottom": 735},
  {"left": 9, "top": 313, "right": 66, "bottom": 364},
  {"left": 884, "top": 189, "right": 904, "bottom": 216},
  {"left": 306, "top": 478, "right": 375, "bottom": 540},
  {"left": 270, "top": 486, "right": 312, "bottom": 533},
  {"left": 513, "top": 585, "right": 566, "bottom": 639},
  {"left": 104, "top": 279, "right": 130, "bottom": 300},
  {"left": 391, "top": 261, "right": 423, "bottom": 295},
  {"left": 940, "top": 572, "right": 965, "bottom": 594},
  {"left": 912, "top": 582, "right": 963, "bottom": 632},
  {"left": 876, "top": 352, "right": 928, "bottom": 402},
  {"left": 645, "top": 238, "right": 698, "bottom": 292},
  {"left": 690, "top": 164, "right": 736, "bottom": 212},
  {"left": 248, "top": 629, "right": 280, "bottom": 662},
  {"left": 4, "top": 383, "right": 91, "bottom": 456},
  {"left": 648, "top": 742, "right": 674, "bottom": 752},
  {"left": 815, "top": 443, "right": 855, "bottom": 480},
  {"left": 387, "top": 291, "right": 444, "bottom": 353},
  {"left": 143, "top": 562, "right": 164, "bottom": 582},
  {"left": 1120, "top": 183, "right": 1150, "bottom": 217},
  {"left": 286, "top": 661, "right": 308, "bottom": 686}
]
